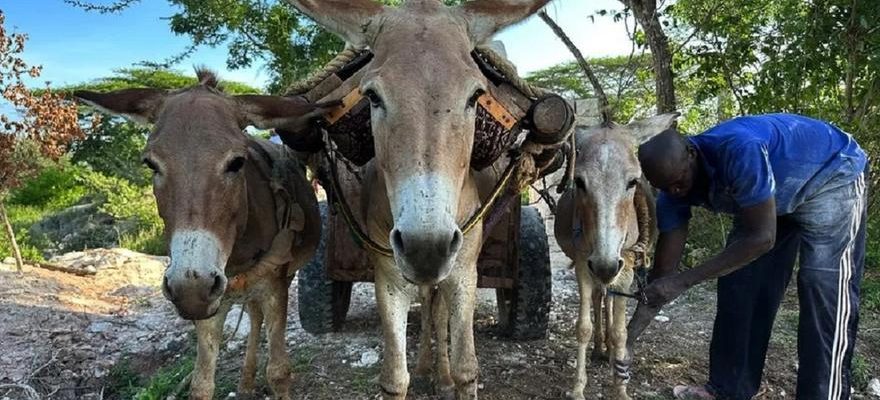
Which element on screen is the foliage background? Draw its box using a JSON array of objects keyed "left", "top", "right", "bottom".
[{"left": 2, "top": 0, "right": 878, "bottom": 310}]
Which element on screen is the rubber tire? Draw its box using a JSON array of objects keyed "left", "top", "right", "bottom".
[
  {"left": 496, "top": 206, "right": 552, "bottom": 340},
  {"left": 297, "top": 201, "right": 354, "bottom": 334}
]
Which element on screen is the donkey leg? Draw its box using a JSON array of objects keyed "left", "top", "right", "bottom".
[
  {"left": 590, "top": 290, "right": 606, "bottom": 362},
  {"left": 191, "top": 306, "right": 229, "bottom": 400},
  {"left": 604, "top": 294, "right": 615, "bottom": 362},
  {"left": 376, "top": 267, "right": 414, "bottom": 400},
  {"left": 609, "top": 294, "right": 632, "bottom": 400},
  {"left": 414, "top": 286, "right": 435, "bottom": 377},
  {"left": 239, "top": 300, "right": 264, "bottom": 398},
  {"left": 433, "top": 290, "right": 454, "bottom": 399},
  {"left": 571, "top": 262, "right": 595, "bottom": 400},
  {"left": 439, "top": 227, "right": 481, "bottom": 400},
  {"left": 262, "top": 281, "right": 292, "bottom": 400}
]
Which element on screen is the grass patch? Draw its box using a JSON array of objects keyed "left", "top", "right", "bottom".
[
  {"left": 862, "top": 271, "right": 880, "bottom": 312},
  {"left": 852, "top": 353, "right": 871, "bottom": 391},
  {"left": 106, "top": 354, "right": 194, "bottom": 400},
  {"left": 119, "top": 224, "right": 167, "bottom": 256},
  {"left": 292, "top": 345, "right": 322, "bottom": 373},
  {"left": 0, "top": 203, "right": 62, "bottom": 262},
  {"left": 350, "top": 367, "right": 378, "bottom": 394}
]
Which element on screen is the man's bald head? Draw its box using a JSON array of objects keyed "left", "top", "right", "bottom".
[{"left": 638, "top": 128, "right": 697, "bottom": 196}]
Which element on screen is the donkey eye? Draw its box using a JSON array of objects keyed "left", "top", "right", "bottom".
[
  {"left": 575, "top": 177, "right": 587, "bottom": 191},
  {"left": 142, "top": 158, "right": 160, "bottom": 175},
  {"left": 364, "top": 89, "right": 383, "bottom": 108},
  {"left": 225, "top": 157, "right": 246, "bottom": 174},
  {"left": 467, "top": 89, "right": 484, "bottom": 109},
  {"left": 627, "top": 178, "right": 639, "bottom": 190}
]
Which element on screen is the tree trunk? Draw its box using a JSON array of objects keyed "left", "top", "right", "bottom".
[
  {"left": 623, "top": 0, "right": 677, "bottom": 114},
  {"left": 0, "top": 201, "right": 24, "bottom": 274}
]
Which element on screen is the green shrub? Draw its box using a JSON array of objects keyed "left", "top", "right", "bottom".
[
  {"left": 682, "top": 208, "right": 731, "bottom": 267},
  {"left": 70, "top": 120, "right": 151, "bottom": 186},
  {"left": 865, "top": 217, "right": 880, "bottom": 270},
  {"left": 120, "top": 225, "right": 167, "bottom": 256},
  {"left": 0, "top": 203, "right": 69, "bottom": 262},
  {"left": 8, "top": 162, "right": 87, "bottom": 209},
  {"left": 863, "top": 272, "right": 880, "bottom": 312},
  {"left": 78, "top": 170, "right": 161, "bottom": 230}
]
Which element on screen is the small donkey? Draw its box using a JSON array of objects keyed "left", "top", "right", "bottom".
[
  {"left": 554, "top": 114, "right": 677, "bottom": 400},
  {"left": 75, "top": 70, "right": 335, "bottom": 400}
]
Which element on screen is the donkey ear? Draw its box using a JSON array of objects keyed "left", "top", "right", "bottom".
[
  {"left": 74, "top": 88, "right": 167, "bottom": 124},
  {"left": 284, "top": 0, "right": 386, "bottom": 47},
  {"left": 625, "top": 112, "right": 681, "bottom": 145},
  {"left": 457, "top": 0, "right": 551, "bottom": 44},
  {"left": 235, "top": 95, "right": 341, "bottom": 131}
]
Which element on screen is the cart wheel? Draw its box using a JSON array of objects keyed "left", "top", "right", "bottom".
[
  {"left": 496, "top": 206, "right": 552, "bottom": 340},
  {"left": 298, "top": 201, "right": 353, "bottom": 334}
]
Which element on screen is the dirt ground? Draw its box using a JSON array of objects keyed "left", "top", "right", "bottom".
[{"left": 0, "top": 210, "right": 878, "bottom": 399}]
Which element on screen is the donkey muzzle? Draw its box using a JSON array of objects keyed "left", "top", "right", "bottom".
[
  {"left": 391, "top": 226, "right": 463, "bottom": 285},
  {"left": 162, "top": 268, "right": 226, "bottom": 320},
  {"left": 587, "top": 256, "right": 624, "bottom": 284}
]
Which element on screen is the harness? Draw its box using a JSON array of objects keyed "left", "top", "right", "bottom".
[
  {"left": 227, "top": 141, "right": 307, "bottom": 291},
  {"left": 570, "top": 181, "right": 656, "bottom": 304},
  {"left": 300, "top": 46, "right": 574, "bottom": 257}
]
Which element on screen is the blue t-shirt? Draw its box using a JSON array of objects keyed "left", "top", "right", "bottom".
[{"left": 657, "top": 114, "right": 867, "bottom": 232}]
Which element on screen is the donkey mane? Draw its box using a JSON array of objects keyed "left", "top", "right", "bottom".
[{"left": 195, "top": 66, "right": 221, "bottom": 90}]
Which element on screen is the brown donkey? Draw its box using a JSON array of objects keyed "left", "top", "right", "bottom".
[
  {"left": 283, "top": 1, "right": 550, "bottom": 398},
  {"left": 75, "top": 70, "right": 333, "bottom": 400},
  {"left": 554, "top": 114, "right": 677, "bottom": 400}
]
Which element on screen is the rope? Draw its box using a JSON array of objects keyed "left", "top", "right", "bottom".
[
  {"left": 614, "top": 180, "right": 657, "bottom": 303},
  {"left": 323, "top": 128, "right": 525, "bottom": 258},
  {"left": 474, "top": 46, "right": 549, "bottom": 99},
  {"left": 285, "top": 46, "right": 363, "bottom": 95}
]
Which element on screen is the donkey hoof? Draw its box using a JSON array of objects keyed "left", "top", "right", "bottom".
[
  {"left": 438, "top": 386, "right": 456, "bottom": 400},
  {"left": 566, "top": 390, "right": 586, "bottom": 400},
  {"left": 234, "top": 390, "right": 257, "bottom": 400},
  {"left": 410, "top": 374, "right": 433, "bottom": 395},
  {"left": 614, "top": 392, "right": 632, "bottom": 400}
]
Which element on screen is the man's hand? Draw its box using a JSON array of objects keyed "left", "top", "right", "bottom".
[{"left": 640, "top": 273, "right": 690, "bottom": 306}]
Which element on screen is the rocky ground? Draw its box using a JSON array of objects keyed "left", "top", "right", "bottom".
[{"left": 0, "top": 207, "right": 878, "bottom": 399}]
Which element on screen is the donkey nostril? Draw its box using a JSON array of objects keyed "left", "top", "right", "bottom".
[
  {"left": 448, "top": 230, "right": 462, "bottom": 254},
  {"left": 618, "top": 259, "right": 625, "bottom": 271},
  {"left": 209, "top": 275, "right": 224, "bottom": 300},
  {"left": 162, "top": 275, "right": 174, "bottom": 299},
  {"left": 391, "top": 229, "right": 405, "bottom": 253},
  {"left": 587, "top": 260, "right": 595, "bottom": 272}
]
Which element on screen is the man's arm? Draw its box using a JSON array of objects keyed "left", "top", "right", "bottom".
[
  {"left": 650, "top": 225, "right": 689, "bottom": 280},
  {"left": 681, "top": 197, "right": 776, "bottom": 284},
  {"left": 642, "top": 197, "right": 777, "bottom": 306}
]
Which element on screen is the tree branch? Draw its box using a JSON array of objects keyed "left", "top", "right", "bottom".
[
  {"left": 63, "top": 0, "right": 140, "bottom": 14},
  {"left": 537, "top": 10, "right": 612, "bottom": 123}
]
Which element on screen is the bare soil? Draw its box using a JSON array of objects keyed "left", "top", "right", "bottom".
[{"left": 0, "top": 212, "right": 878, "bottom": 399}]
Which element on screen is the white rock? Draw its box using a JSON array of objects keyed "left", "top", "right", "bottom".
[
  {"left": 88, "top": 321, "right": 113, "bottom": 334},
  {"left": 353, "top": 348, "right": 380, "bottom": 368},
  {"left": 224, "top": 305, "right": 250, "bottom": 340},
  {"left": 867, "top": 378, "right": 880, "bottom": 397},
  {"left": 2, "top": 257, "right": 13, "bottom": 264},
  {"left": 654, "top": 315, "right": 670, "bottom": 323}
]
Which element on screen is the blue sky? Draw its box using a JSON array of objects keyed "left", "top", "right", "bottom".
[{"left": 2, "top": 0, "right": 633, "bottom": 90}]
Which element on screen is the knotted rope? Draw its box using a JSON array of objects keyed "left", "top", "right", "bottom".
[{"left": 286, "top": 45, "right": 363, "bottom": 95}]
